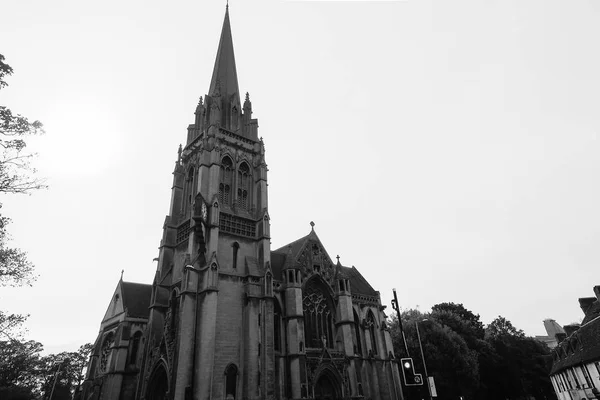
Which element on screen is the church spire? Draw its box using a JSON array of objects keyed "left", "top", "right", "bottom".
[{"left": 209, "top": 6, "right": 240, "bottom": 107}]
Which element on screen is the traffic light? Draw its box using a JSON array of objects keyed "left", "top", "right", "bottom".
[{"left": 400, "top": 358, "right": 423, "bottom": 386}]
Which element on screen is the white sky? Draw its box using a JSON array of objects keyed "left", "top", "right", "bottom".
[{"left": 2, "top": 0, "right": 599, "bottom": 354}]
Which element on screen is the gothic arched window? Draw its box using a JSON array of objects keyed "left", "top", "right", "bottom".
[
  {"left": 353, "top": 309, "right": 363, "bottom": 356},
  {"left": 367, "top": 311, "right": 377, "bottom": 355},
  {"left": 129, "top": 331, "right": 143, "bottom": 365},
  {"left": 232, "top": 242, "right": 239, "bottom": 269},
  {"left": 219, "top": 156, "right": 233, "bottom": 206},
  {"left": 225, "top": 364, "right": 238, "bottom": 399},
  {"left": 186, "top": 167, "right": 195, "bottom": 207},
  {"left": 100, "top": 332, "right": 114, "bottom": 372},
  {"left": 274, "top": 300, "right": 282, "bottom": 352},
  {"left": 237, "top": 162, "right": 251, "bottom": 211},
  {"left": 302, "top": 278, "right": 335, "bottom": 349},
  {"left": 169, "top": 290, "right": 179, "bottom": 332}
]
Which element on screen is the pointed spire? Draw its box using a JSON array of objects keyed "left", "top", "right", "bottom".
[{"left": 209, "top": 6, "right": 240, "bottom": 106}]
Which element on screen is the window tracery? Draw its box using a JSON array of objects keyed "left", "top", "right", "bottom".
[
  {"left": 302, "top": 279, "right": 335, "bottom": 349},
  {"left": 237, "top": 162, "right": 250, "bottom": 210},
  {"left": 367, "top": 311, "right": 377, "bottom": 355},
  {"left": 219, "top": 156, "right": 233, "bottom": 205},
  {"left": 100, "top": 332, "right": 114, "bottom": 372}
]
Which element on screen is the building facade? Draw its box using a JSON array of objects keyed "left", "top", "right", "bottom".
[
  {"left": 549, "top": 286, "right": 600, "bottom": 400},
  {"left": 80, "top": 7, "right": 403, "bottom": 400}
]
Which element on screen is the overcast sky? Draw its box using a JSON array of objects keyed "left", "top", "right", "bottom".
[{"left": 2, "top": 0, "right": 600, "bottom": 354}]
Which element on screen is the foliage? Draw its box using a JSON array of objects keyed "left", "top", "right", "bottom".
[
  {"left": 0, "top": 339, "right": 92, "bottom": 400},
  {"left": 486, "top": 315, "right": 525, "bottom": 339},
  {"left": 0, "top": 53, "right": 45, "bottom": 342},
  {"left": 390, "top": 304, "right": 556, "bottom": 400}
]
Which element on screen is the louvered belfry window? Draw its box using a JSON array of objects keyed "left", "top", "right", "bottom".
[
  {"left": 219, "top": 156, "right": 233, "bottom": 205},
  {"left": 237, "top": 162, "right": 250, "bottom": 210}
]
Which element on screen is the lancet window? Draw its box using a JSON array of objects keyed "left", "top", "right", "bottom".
[
  {"left": 219, "top": 156, "right": 233, "bottom": 206},
  {"left": 353, "top": 309, "right": 363, "bottom": 355},
  {"left": 274, "top": 300, "right": 282, "bottom": 352},
  {"left": 225, "top": 364, "right": 238, "bottom": 399},
  {"left": 367, "top": 311, "right": 377, "bottom": 355},
  {"left": 129, "top": 331, "right": 143, "bottom": 366},
  {"left": 237, "top": 162, "right": 251, "bottom": 210},
  {"left": 302, "top": 278, "right": 335, "bottom": 349}
]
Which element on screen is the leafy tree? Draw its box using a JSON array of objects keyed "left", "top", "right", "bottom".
[
  {"left": 486, "top": 315, "right": 525, "bottom": 339},
  {"left": 0, "top": 53, "right": 45, "bottom": 340},
  {"left": 431, "top": 302, "right": 485, "bottom": 340},
  {"left": 485, "top": 316, "right": 555, "bottom": 400},
  {"left": 39, "top": 343, "right": 93, "bottom": 400},
  {"left": 0, "top": 339, "right": 43, "bottom": 399},
  {"left": 390, "top": 309, "right": 479, "bottom": 400}
]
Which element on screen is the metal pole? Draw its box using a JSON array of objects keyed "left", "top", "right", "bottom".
[
  {"left": 49, "top": 360, "right": 66, "bottom": 400},
  {"left": 415, "top": 321, "right": 432, "bottom": 400},
  {"left": 392, "top": 288, "right": 410, "bottom": 357}
]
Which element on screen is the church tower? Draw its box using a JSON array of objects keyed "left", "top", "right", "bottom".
[
  {"left": 80, "top": 6, "right": 404, "bottom": 400},
  {"left": 139, "top": 6, "right": 273, "bottom": 400}
]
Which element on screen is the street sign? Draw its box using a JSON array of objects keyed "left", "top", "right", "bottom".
[{"left": 428, "top": 376, "right": 437, "bottom": 397}]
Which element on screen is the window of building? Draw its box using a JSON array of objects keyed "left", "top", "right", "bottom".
[
  {"left": 237, "top": 162, "right": 251, "bottom": 210},
  {"left": 353, "top": 309, "right": 363, "bottom": 356},
  {"left": 219, "top": 156, "right": 233, "bottom": 206},
  {"left": 367, "top": 311, "right": 377, "bottom": 355},
  {"left": 302, "top": 278, "right": 335, "bottom": 349},
  {"left": 274, "top": 301, "right": 282, "bottom": 352},
  {"left": 129, "top": 331, "right": 143, "bottom": 366},
  {"left": 170, "top": 290, "right": 179, "bottom": 332},
  {"left": 100, "top": 332, "right": 114, "bottom": 372},
  {"left": 570, "top": 368, "right": 581, "bottom": 389},
  {"left": 225, "top": 364, "right": 238, "bottom": 399},
  {"left": 582, "top": 364, "right": 593, "bottom": 388},
  {"left": 232, "top": 242, "right": 239, "bottom": 269}
]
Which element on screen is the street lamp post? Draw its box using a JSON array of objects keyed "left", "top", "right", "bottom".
[
  {"left": 49, "top": 358, "right": 69, "bottom": 400},
  {"left": 415, "top": 320, "right": 432, "bottom": 400}
]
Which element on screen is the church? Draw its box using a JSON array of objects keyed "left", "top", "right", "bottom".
[{"left": 79, "top": 7, "right": 403, "bottom": 400}]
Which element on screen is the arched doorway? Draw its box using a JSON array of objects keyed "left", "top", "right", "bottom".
[
  {"left": 314, "top": 371, "right": 341, "bottom": 400},
  {"left": 146, "top": 364, "right": 169, "bottom": 400}
]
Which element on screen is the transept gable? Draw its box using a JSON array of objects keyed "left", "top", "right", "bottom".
[
  {"left": 274, "top": 227, "right": 338, "bottom": 288},
  {"left": 101, "top": 280, "right": 126, "bottom": 323}
]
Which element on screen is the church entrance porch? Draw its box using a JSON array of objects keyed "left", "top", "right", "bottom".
[
  {"left": 313, "top": 370, "right": 342, "bottom": 400},
  {"left": 146, "top": 364, "right": 168, "bottom": 400}
]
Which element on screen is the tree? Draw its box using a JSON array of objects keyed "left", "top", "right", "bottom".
[
  {"left": 486, "top": 315, "right": 525, "bottom": 339},
  {"left": 0, "top": 53, "right": 45, "bottom": 340},
  {"left": 0, "top": 339, "right": 43, "bottom": 399},
  {"left": 38, "top": 343, "right": 93, "bottom": 400},
  {"left": 390, "top": 309, "right": 480, "bottom": 400},
  {"left": 484, "top": 316, "right": 555, "bottom": 400}
]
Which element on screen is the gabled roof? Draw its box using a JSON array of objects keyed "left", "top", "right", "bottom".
[
  {"left": 101, "top": 280, "right": 152, "bottom": 322},
  {"left": 551, "top": 315, "right": 600, "bottom": 374},
  {"left": 271, "top": 228, "right": 378, "bottom": 297},
  {"left": 121, "top": 281, "right": 152, "bottom": 318},
  {"left": 209, "top": 6, "right": 240, "bottom": 106}
]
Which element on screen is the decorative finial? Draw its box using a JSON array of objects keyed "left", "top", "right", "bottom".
[
  {"left": 198, "top": 96, "right": 203, "bottom": 106},
  {"left": 121, "top": 269, "right": 124, "bottom": 280},
  {"left": 178, "top": 144, "right": 182, "bottom": 160},
  {"left": 310, "top": 221, "right": 315, "bottom": 230},
  {"left": 226, "top": 0, "right": 229, "bottom": 10},
  {"left": 245, "top": 92, "right": 250, "bottom": 102},
  {"left": 336, "top": 255, "right": 340, "bottom": 263}
]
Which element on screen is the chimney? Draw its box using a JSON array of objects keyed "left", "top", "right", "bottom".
[
  {"left": 563, "top": 324, "right": 580, "bottom": 337},
  {"left": 579, "top": 297, "right": 597, "bottom": 315}
]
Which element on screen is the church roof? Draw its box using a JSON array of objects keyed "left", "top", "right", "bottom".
[
  {"left": 271, "top": 229, "right": 378, "bottom": 297},
  {"left": 209, "top": 6, "right": 240, "bottom": 106},
  {"left": 121, "top": 281, "right": 152, "bottom": 318}
]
